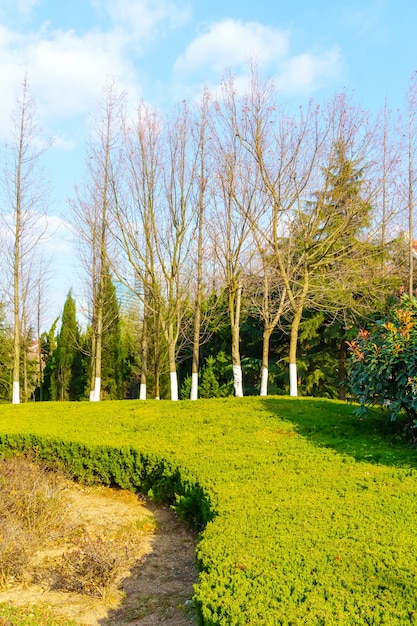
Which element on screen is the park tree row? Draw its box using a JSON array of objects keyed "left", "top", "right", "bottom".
[{"left": 1, "top": 68, "right": 417, "bottom": 402}]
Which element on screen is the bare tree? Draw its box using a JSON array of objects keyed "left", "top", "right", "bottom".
[
  {"left": 234, "top": 70, "right": 324, "bottom": 396},
  {"left": 111, "top": 101, "right": 196, "bottom": 400},
  {"left": 235, "top": 69, "right": 380, "bottom": 396},
  {"left": 189, "top": 90, "right": 212, "bottom": 400},
  {"left": 405, "top": 72, "right": 417, "bottom": 296},
  {"left": 246, "top": 235, "right": 288, "bottom": 396},
  {"left": 208, "top": 75, "right": 261, "bottom": 397},
  {"left": 71, "top": 80, "right": 125, "bottom": 402},
  {"left": 0, "top": 76, "right": 50, "bottom": 404}
]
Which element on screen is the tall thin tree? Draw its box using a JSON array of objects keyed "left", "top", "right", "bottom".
[
  {"left": 0, "top": 76, "right": 49, "bottom": 404},
  {"left": 71, "top": 80, "right": 125, "bottom": 401}
]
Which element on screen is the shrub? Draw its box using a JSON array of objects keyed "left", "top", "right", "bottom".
[
  {"left": 1, "top": 397, "right": 417, "bottom": 624},
  {"left": 0, "top": 519, "right": 29, "bottom": 587},
  {"left": 181, "top": 355, "right": 232, "bottom": 399},
  {"left": 0, "top": 455, "right": 70, "bottom": 540},
  {"left": 54, "top": 533, "right": 131, "bottom": 600},
  {"left": 347, "top": 293, "right": 417, "bottom": 432},
  {"left": 0, "top": 455, "right": 70, "bottom": 587}
]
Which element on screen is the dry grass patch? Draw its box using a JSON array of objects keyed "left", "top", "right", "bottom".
[{"left": 0, "top": 456, "right": 153, "bottom": 602}]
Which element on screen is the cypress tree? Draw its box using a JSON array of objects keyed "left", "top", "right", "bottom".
[
  {"left": 99, "top": 270, "right": 123, "bottom": 399},
  {"left": 51, "top": 291, "right": 83, "bottom": 401}
]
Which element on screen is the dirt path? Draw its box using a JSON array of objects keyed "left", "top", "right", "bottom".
[{"left": 0, "top": 482, "right": 199, "bottom": 626}]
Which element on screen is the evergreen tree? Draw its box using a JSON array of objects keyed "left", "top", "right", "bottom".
[
  {"left": 36, "top": 318, "right": 58, "bottom": 401},
  {"left": 0, "top": 302, "right": 12, "bottom": 401},
  {"left": 51, "top": 291, "right": 83, "bottom": 401},
  {"left": 100, "top": 270, "right": 123, "bottom": 399}
]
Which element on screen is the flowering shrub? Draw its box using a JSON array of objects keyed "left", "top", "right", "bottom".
[{"left": 347, "top": 294, "right": 417, "bottom": 429}]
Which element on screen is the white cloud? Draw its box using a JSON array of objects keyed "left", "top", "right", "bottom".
[
  {"left": 0, "top": 24, "right": 140, "bottom": 141},
  {"left": 43, "top": 215, "right": 76, "bottom": 253},
  {"left": 104, "top": 0, "right": 191, "bottom": 43},
  {"left": 276, "top": 48, "right": 342, "bottom": 95},
  {"left": 0, "top": 2, "right": 189, "bottom": 143},
  {"left": 174, "top": 19, "right": 289, "bottom": 75},
  {"left": 27, "top": 29, "right": 138, "bottom": 117},
  {"left": 173, "top": 18, "right": 342, "bottom": 98}
]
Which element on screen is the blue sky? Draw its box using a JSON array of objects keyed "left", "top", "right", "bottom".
[{"left": 1, "top": 0, "right": 416, "bottom": 326}]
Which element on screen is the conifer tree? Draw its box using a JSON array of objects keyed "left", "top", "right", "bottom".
[
  {"left": 51, "top": 291, "right": 82, "bottom": 401},
  {"left": 99, "top": 269, "right": 123, "bottom": 399}
]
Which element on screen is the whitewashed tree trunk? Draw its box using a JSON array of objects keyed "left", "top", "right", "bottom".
[
  {"left": 139, "top": 383, "right": 147, "bottom": 400},
  {"left": 260, "top": 366, "right": 268, "bottom": 397},
  {"left": 190, "top": 372, "right": 199, "bottom": 401},
  {"left": 170, "top": 371, "right": 179, "bottom": 401},
  {"left": 288, "top": 300, "right": 305, "bottom": 398},
  {"left": 289, "top": 363, "right": 298, "bottom": 397},
  {"left": 12, "top": 381, "right": 20, "bottom": 405},
  {"left": 90, "top": 377, "right": 101, "bottom": 402},
  {"left": 233, "top": 365, "right": 243, "bottom": 397}
]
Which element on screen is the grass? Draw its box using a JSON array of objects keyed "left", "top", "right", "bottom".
[
  {"left": 0, "top": 603, "right": 78, "bottom": 626},
  {"left": 0, "top": 396, "right": 416, "bottom": 624}
]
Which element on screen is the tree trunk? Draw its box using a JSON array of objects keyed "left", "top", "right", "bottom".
[
  {"left": 12, "top": 298, "right": 20, "bottom": 404},
  {"left": 289, "top": 305, "right": 303, "bottom": 397},
  {"left": 89, "top": 323, "right": 97, "bottom": 401},
  {"left": 12, "top": 125, "right": 22, "bottom": 405},
  {"left": 168, "top": 339, "right": 178, "bottom": 401},
  {"left": 23, "top": 347, "right": 28, "bottom": 403},
  {"left": 140, "top": 300, "right": 148, "bottom": 400},
  {"left": 231, "top": 284, "right": 243, "bottom": 397},
  {"left": 260, "top": 327, "right": 272, "bottom": 396},
  {"left": 338, "top": 340, "right": 347, "bottom": 401},
  {"left": 190, "top": 223, "right": 203, "bottom": 401},
  {"left": 91, "top": 303, "right": 102, "bottom": 402}
]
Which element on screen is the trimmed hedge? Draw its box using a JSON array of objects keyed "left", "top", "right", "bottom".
[{"left": 0, "top": 397, "right": 416, "bottom": 625}]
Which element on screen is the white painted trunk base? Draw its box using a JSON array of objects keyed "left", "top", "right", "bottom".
[
  {"left": 12, "top": 381, "right": 20, "bottom": 404},
  {"left": 139, "top": 383, "right": 147, "bottom": 400},
  {"left": 260, "top": 367, "right": 268, "bottom": 396},
  {"left": 190, "top": 372, "right": 198, "bottom": 400},
  {"left": 170, "top": 371, "right": 178, "bottom": 401},
  {"left": 289, "top": 363, "right": 298, "bottom": 397},
  {"left": 233, "top": 365, "right": 243, "bottom": 397},
  {"left": 90, "top": 377, "right": 101, "bottom": 402}
]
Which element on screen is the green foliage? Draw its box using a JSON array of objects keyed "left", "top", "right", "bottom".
[
  {"left": 0, "top": 303, "right": 12, "bottom": 401},
  {"left": 99, "top": 270, "right": 124, "bottom": 399},
  {"left": 181, "top": 355, "right": 232, "bottom": 399},
  {"left": 347, "top": 293, "right": 417, "bottom": 428},
  {"left": 51, "top": 292, "right": 85, "bottom": 401},
  {"left": 0, "top": 397, "right": 416, "bottom": 624},
  {"left": 199, "top": 356, "right": 222, "bottom": 398},
  {"left": 36, "top": 318, "right": 59, "bottom": 401}
]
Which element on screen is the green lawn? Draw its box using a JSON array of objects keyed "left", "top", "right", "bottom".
[{"left": 0, "top": 397, "right": 416, "bottom": 625}]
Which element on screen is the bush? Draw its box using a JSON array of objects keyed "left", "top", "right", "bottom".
[
  {"left": 0, "top": 455, "right": 70, "bottom": 587},
  {"left": 347, "top": 293, "right": 417, "bottom": 433},
  {"left": 1, "top": 397, "right": 417, "bottom": 624},
  {"left": 54, "top": 533, "right": 131, "bottom": 600}
]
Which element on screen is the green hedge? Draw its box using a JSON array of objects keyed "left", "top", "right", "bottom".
[{"left": 0, "top": 397, "right": 416, "bottom": 625}]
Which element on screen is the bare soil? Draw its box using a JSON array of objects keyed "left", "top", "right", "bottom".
[{"left": 0, "top": 481, "right": 199, "bottom": 626}]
